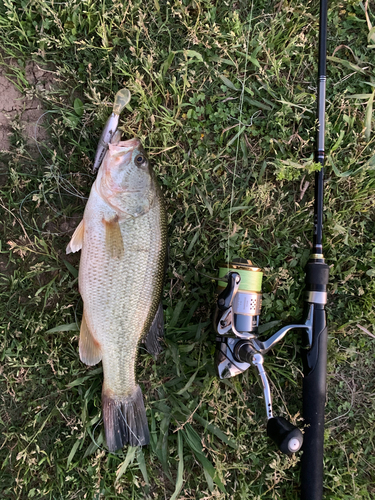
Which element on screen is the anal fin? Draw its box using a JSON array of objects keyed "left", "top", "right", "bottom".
[
  {"left": 79, "top": 312, "right": 102, "bottom": 366},
  {"left": 144, "top": 302, "right": 164, "bottom": 357},
  {"left": 66, "top": 220, "right": 85, "bottom": 254}
]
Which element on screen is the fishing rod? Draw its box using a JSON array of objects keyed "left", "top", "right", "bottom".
[
  {"left": 214, "top": 1, "right": 329, "bottom": 498},
  {"left": 300, "top": 0, "right": 329, "bottom": 498}
]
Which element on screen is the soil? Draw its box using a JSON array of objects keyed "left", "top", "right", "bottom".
[{"left": 0, "top": 61, "right": 55, "bottom": 151}]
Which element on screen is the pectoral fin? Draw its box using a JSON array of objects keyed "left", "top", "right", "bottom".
[
  {"left": 143, "top": 302, "right": 164, "bottom": 357},
  {"left": 79, "top": 312, "right": 102, "bottom": 366},
  {"left": 66, "top": 220, "right": 85, "bottom": 254},
  {"left": 103, "top": 215, "right": 124, "bottom": 259}
]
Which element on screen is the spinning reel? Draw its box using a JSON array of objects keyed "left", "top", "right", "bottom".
[{"left": 214, "top": 258, "right": 327, "bottom": 456}]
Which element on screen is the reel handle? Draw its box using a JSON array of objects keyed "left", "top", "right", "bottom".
[
  {"left": 234, "top": 341, "right": 303, "bottom": 456},
  {"left": 267, "top": 417, "right": 303, "bottom": 456}
]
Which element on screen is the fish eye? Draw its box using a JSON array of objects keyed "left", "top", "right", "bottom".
[{"left": 135, "top": 154, "right": 145, "bottom": 166}]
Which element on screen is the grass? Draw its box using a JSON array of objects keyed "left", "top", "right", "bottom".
[{"left": 0, "top": 0, "right": 375, "bottom": 498}]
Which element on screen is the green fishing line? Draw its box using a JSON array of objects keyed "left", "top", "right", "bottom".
[{"left": 218, "top": 266, "right": 263, "bottom": 292}]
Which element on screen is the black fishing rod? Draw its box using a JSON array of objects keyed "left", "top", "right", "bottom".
[
  {"left": 300, "top": 0, "right": 329, "bottom": 498},
  {"left": 214, "top": 1, "right": 329, "bottom": 498}
]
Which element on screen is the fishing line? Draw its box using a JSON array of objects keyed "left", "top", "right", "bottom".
[
  {"left": 33, "top": 108, "right": 90, "bottom": 175},
  {"left": 118, "top": 407, "right": 143, "bottom": 448},
  {"left": 90, "top": 418, "right": 106, "bottom": 452},
  {"left": 90, "top": 413, "right": 142, "bottom": 452},
  {"left": 227, "top": 0, "right": 254, "bottom": 266},
  {"left": 80, "top": 393, "right": 143, "bottom": 455},
  {"left": 219, "top": 347, "right": 244, "bottom": 373},
  {"left": 20, "top": 113, "right": 90, "bottom": 233},
  {"left": 228, "top": 109, "right": 261, "bottom": 128},
  {"left": 16, "top": 108, "right": 91, "bottom": 235},
  {"left": 19, "top": 187, "right": 87, "bottom": 235},
  {"left": 88, "top": 385, "right": 143, "bottom": 452},
  {"left": 73, "top": 300, "right": 82, "bottom": 330},
  {"left": 89, "top": 412, "right": 143, "bottom": 454},
  {"left": 33, "top": 110, "right": 57, "bottom": 167}
]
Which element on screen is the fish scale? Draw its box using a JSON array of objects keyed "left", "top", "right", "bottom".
[
  {"left": 67, "top": 137, "right": 167, "bottom": 450},
  {"left": 82, "top": 209, "right": 165, "bottom": 395}
]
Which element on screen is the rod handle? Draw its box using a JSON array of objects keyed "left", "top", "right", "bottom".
[{"left": 300, "top": 312, "right": 328, "bottom": 500}]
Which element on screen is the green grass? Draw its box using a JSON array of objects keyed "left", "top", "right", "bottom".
[{"left": 0, "top": 0, "right": 375, "bottom": 498}]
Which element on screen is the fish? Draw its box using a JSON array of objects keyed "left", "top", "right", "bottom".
[{"left": 66, "top": 135, "right": 167, "bottom": 451}]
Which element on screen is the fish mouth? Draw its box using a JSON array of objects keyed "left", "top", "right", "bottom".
[
  {"left": 107, "top": 148, "right": 133, "bottom": 163},
  {"left": 108, "top": 138, "right": 141, "bottom": 162},
  {"left": 110, "top": 137, "right": 141, "bottom": 149}
]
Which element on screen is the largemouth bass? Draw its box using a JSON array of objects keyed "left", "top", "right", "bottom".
[{"left": 67, "top": 136, "right": 167, "bottom": 451}]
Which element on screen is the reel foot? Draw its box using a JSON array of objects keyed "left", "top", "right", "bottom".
[{"left": 267, "top": 416, "right": 303, "bottom": 456}]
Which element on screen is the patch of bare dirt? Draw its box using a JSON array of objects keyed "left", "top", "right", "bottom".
[{"left": 0, "top": 61, "right": 55, "bottom": 151}]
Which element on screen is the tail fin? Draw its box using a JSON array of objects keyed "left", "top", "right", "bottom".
[{"left": 102, "top": 385, "right": 150, "bottom": 451}]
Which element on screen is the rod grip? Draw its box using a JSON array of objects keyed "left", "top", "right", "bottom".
[{"left": 300, "top": 307, "right": 328, "bottom": 500}]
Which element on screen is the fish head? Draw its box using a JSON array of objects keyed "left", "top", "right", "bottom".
[{"left": 97, "top": 138, "right": 155, "bottom": 217}]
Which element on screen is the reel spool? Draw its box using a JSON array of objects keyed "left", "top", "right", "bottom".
[
  {"left": 215, "top": 258, "right": 305, "bottom": 456},
  {"left": 217, "top": 260, "right": 262, "bottom": 334}
]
